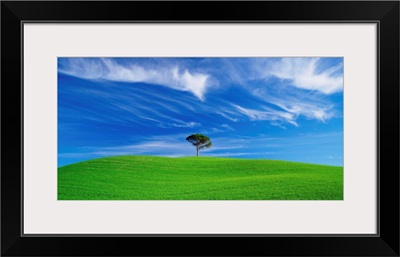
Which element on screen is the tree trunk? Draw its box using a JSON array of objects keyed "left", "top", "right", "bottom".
[{"left": 196, "top": 146, "right": 199, "bottom": 157}]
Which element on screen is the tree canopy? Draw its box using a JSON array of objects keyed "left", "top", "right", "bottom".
[{"left": 186, "top": 134, "right": 212, "bottom": 157}]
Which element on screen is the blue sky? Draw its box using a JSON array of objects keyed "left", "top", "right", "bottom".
[{"left": 58, "top": 57, "right": 343, "bottom": 167}]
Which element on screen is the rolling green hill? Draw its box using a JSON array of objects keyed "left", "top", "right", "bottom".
[{"left": 58, "top": 156, "right": 343, "bottom": 200}]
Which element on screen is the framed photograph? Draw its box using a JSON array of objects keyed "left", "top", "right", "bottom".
[{"left": 2, "top": 1, "right": 399, "bottom": 256}]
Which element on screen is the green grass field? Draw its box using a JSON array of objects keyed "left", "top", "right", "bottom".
[{"left": 58, "top": 156, "right": 343, "bottom": 200}]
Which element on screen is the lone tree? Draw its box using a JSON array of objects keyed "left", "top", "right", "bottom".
[{"left": 186, "top": 134, "right": 212, "bottom": 157}]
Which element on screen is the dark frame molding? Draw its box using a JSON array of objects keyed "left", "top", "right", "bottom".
[{"left": 1, "top": 1, "right": 399, "bottom": 256}]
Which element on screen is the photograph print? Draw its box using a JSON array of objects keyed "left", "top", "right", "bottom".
[{"left": 58, "top": 57, "right": 343, "bottom": 200}]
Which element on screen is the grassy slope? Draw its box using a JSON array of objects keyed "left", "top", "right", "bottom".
[{"left": 58, "top": 156, "right": 343, "bottom": 200}]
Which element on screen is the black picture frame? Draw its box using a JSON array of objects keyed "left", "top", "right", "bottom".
[{"left": 1, "top": 1, "right": 399, "bottom": 256}]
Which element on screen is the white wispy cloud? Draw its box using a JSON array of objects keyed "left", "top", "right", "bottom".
[
  {"left": 236, "top": 81, "right": 338, "bottom": 124},
  {"left": 105, "top": 99, "right": 186, "bottom": 125},
  {"left": 209, "top": 58, "right": 341, "bottom": 125},
  {"left": 91, "top": 140, "right": 191, "bottom": 156},
  {"left": 200, "top": 124, "right": 235, "bottom": 135},
  {"left": 215, "top": 111, "right": 239, "bottom": 122},
  {"left": 59, "top": 57, "right": 342, "bottom": 130},
  {"left": 268, "top": 97, "right": 335, "bottom": 122},
  {"left": 221, "top": 124, "right": 234, "bottom": 131},
  {"left": 259, "top": 58, "right": 343, "bottom": 94},
  {"left": 59, "top": 134, "right": 285, "bottom": 162},
  {"left": 232, "top": 104, "right": 298, "bottom": 126},
  {"left": 59, "top": 58, "right": 213, "bottom": 101},
  {"left": 171, "top": 121, "right": 199, "bottom": 128}
]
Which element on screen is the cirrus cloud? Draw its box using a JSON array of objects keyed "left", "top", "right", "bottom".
[
  {"left": 58, "top": 58, "right": 212, "bottom": 101},
  {"left": 261, "top": 58, "right": 343, "bottom": 94}
]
